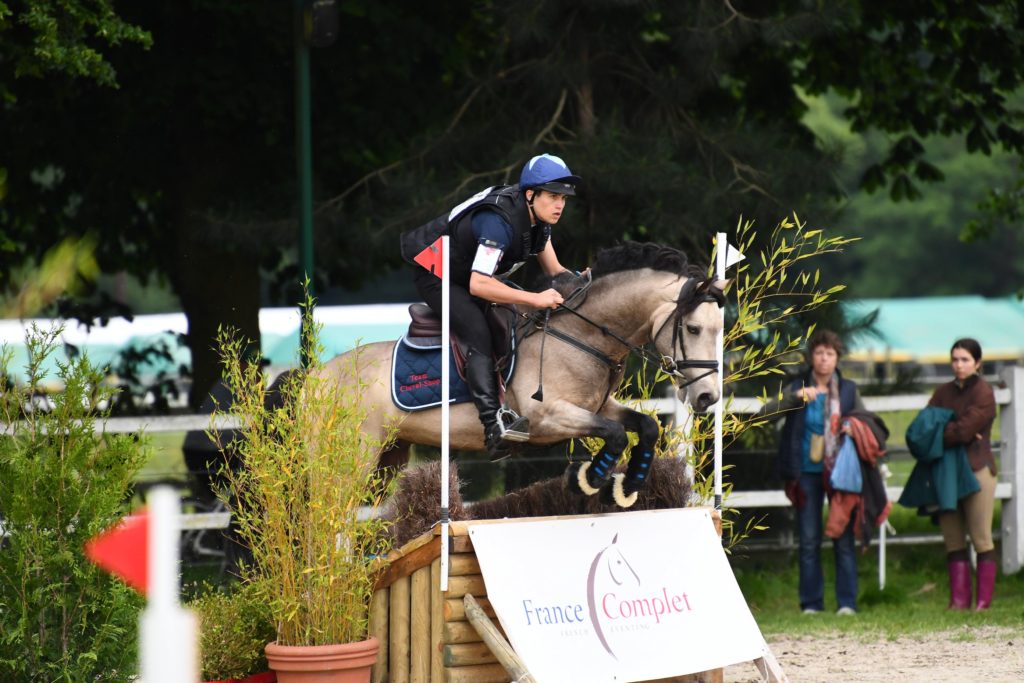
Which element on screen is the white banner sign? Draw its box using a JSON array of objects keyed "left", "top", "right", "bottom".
[{"left": 469, "top": 508, "right": 764, "bottom": 683}]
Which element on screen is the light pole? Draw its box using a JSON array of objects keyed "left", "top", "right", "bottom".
[{"left": 293, "top": 0, "right": 336, "bottom": 366}]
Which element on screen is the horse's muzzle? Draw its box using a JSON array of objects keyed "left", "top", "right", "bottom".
[{"left": 692, "top": 391, "right": 719, "bottom": 413}]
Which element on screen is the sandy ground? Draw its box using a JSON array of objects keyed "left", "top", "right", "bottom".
[{"left": 723, "top": 626, "right": 1024, "bottom": 683}]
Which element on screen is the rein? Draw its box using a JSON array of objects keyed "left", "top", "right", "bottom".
[{"left": 523, "top": 276, "right": 723, "bottom": 397}]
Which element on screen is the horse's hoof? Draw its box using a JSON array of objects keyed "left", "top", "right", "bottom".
[
  {"left": 602, "top": 473, "right": 639, "bottom": 509},
  {"left": 565, "top": 462, "right": 602, "bottom": 496}
]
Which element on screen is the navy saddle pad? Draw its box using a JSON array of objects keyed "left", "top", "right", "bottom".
[{"left": 390, "top": 337, "right": 516, "bottom": 412}]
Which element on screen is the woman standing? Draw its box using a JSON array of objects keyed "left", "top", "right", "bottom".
[
  {"left": 928, "top": 338, "right": 998, "bottom": 610},
  {"left": 765, "top": 329, "right": 864, "bottom": 615}
]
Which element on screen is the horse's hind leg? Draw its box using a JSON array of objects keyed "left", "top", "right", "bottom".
[{"left": 596, "top": 400, "right": 661, "bottom": 508}]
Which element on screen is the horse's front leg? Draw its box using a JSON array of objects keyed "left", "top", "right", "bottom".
[
  {"left": 528, "top": 398, "right": 630, "bottom": 498},
  {"left": 596, "top": 399, "right": 661, "bottom": 508}
]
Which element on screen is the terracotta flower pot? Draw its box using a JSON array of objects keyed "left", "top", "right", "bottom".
[
  {"left": 264, "top": 637, "right": 379, "bottom": 683},
  {"left": 205, "top": 673, "right": 277, "bottom": 683}
]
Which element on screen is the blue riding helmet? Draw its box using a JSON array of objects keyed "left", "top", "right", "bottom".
[{"left": 519, "top": 154, "right": 582, "bottom": 196}]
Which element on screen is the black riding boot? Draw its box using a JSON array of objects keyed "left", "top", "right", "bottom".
[{"left": 464, "top": 348, "right": 529, "bottom": 461}]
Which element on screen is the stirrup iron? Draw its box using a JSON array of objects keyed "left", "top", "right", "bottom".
[{"left": 496, "top": 406, "right": 530, "bottom": 442}]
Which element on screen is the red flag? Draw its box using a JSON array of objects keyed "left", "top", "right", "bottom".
[
  {"left": 85, "top": 510, "right": 149, "bottom": 594},
  {"left": 413, "top": 237, "right": 444, "bottom": 279}
]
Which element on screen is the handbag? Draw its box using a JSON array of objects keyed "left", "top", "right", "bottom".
[
  {"left": 809, "top": 433, "right": 824, "bottom": 463},
  {"left": 829, "top": 434, "right": 863, "bottom": 493}
]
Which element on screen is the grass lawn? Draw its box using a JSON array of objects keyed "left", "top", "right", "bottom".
[
  {"left": 869, "top": 406, "right": 1001, "bottom": 448},
  {"left": 731, "top": 533, "right": 1024, "bottom": 639},
  {"left": 138, "top": 430, "right": 189, "bottom": 481}
]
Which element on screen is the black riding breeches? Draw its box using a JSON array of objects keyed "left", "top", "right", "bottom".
[{"left": 413, "top": 267, "right": 492, "bottom": 357}]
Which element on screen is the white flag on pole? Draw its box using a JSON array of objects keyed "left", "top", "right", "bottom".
[{"left": 724, "top": 241, "right": 745, "bottom": 269}]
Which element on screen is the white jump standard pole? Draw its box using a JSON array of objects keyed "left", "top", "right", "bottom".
[
  {"left": 140, "top": 486, "right": 197, "bottom": 682},
  {"left": 713, "top": 233, "right": 726, "bottom": 511},
  {"left": 440, "top": 235, "right": 451, "bottom": 592}
]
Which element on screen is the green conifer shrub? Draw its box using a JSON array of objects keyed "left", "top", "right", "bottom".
[{"left": 0, "top": 325, "right": 146, "bottom": 681}]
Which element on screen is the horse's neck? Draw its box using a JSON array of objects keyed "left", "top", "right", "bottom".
[{"left": 583, "top": 271, "right": 682, "bottom": 347}]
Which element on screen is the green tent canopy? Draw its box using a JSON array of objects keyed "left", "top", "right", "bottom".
[
  {"left": 845, "top": 296, "right": 1024, "bottom": 364},
  {"left": 3, "top": 297, "right": 1020, "bottom": 388}
]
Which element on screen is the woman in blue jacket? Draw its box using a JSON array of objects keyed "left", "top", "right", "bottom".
[{"left": 762, "top": 329, "right": 864, "bottom": 614}]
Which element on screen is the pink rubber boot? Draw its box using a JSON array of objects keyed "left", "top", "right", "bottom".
[
  {"left": 975, "top": 560, "right": 996, "bottom": 610},
  {"left": 947, "top": 559, "right": 971, "bottom": 610}
]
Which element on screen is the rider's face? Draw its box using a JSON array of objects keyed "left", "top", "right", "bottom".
[{"left": 528, "top": 189, "right": 568, "bottom": 224}]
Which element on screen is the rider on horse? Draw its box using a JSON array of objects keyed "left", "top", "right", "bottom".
[{"left": 400, "top": 153, "right": 582, "bottom": 461}]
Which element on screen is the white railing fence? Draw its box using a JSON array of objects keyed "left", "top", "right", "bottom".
[
  {"left": 645, "top": 366, "right": 1022, "bottom": 576},
  {"left": 8, "top": 368, "right": 1020, "bottom": 575}
]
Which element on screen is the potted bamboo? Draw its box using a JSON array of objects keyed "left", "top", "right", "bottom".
[{"left": 216, "top": 295, "right": 393, "bottom": 683}]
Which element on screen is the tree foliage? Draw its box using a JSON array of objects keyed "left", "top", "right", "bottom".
[
  {"left": 2, "top": 0, "right": 1023, "bottom": 400},
  {"left": 791, "top": 0, "right": 1024, "bottom": 200},
  {"left": 805, "top": 93, "right": 1023, "bottom": 297},
  {"left": 0, "top": 0, "right": 151, "bottom": 92}
]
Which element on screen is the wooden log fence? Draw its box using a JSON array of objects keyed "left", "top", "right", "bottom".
[{"left": 368, "top": 517, "right": 728, "bottom": 683}]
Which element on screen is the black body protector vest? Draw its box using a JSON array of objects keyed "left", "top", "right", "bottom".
[{"left": 400, "top": 185, "right": 550, "bottom": 288}]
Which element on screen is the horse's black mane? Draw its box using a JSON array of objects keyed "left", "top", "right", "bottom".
[{"left": 591, "top": 242, "right": 705, "bottom": 280}]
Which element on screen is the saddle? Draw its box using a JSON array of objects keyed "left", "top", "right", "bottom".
[
  {"left": 390, "top": 303, "right": 518, "bottom": 412},
  {"left": 404, "top": 302, "right": 518, "bottom": 377}
]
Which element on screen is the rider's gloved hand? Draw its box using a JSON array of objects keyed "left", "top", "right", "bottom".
[{"left": 535, "top": 288, "right": 563, "bottom": 309}]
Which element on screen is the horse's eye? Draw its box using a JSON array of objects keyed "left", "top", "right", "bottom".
[{"left": 686, "top": 324, "right": 700, "bottom": 335}]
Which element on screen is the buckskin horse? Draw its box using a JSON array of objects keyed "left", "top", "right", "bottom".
[{"left": 311, "top": 242, "right": 725, "bottom": 508}]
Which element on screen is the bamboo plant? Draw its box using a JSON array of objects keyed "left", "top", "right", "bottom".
[
  {"left": 582, "top": 216, "right": 856, "bottom": 548},
  {"left": 214, "top": 290, "right": 394, "bottom": 647}
]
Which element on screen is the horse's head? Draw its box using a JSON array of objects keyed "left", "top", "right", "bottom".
[{"left": 652, "top": 277, "right": 726, "bottom": 413}]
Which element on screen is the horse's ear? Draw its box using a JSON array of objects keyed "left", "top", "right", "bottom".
[
  {"left": 696, "top": 278, "right": 730, "bottom": 294},
  {"left": 696, "top": 278, "right": 729, "bottom": 306}
]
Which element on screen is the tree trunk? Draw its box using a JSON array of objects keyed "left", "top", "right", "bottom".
[
  {"left": 576, "top": 43, "right": 597, "bottom": 138},
  {"left": 576, "top": 40, "right": 598, "bottom": 266},
  {"left": 170, "top": 245, "right": 262, "bottom": 409}
]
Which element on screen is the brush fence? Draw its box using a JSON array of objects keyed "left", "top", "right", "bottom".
[{"left": 369, "top": 511, "right": 723, "bottom": 683}]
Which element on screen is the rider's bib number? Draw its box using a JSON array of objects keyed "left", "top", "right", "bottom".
[{"left": 471, "top": 243, "right": 503, "bottom": 276}]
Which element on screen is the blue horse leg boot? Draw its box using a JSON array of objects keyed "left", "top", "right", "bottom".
[
  {"left": 624, "top": 451, "right": 654, "bottom": 492},
  {"left": 566, "top": 450, "right": 618, "bottom": 496}
]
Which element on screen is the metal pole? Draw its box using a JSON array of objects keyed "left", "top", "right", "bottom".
[
  {"left": 879, "top": 521, "right": 887, "bottom": 590},
  {"left": 295, "top": 0, "right": 315, "bottom": 367}
]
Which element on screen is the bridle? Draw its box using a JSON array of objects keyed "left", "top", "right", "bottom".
[
  {"left": 523, "top": 275, "right": 724, "bottom": 394},
  {"left": 652, "top": 277, "right": 724, "bottom": 388}
]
